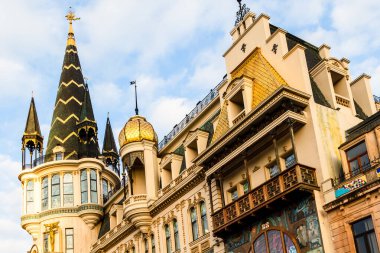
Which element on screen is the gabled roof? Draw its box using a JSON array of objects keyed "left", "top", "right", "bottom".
[{"left": 24, "top": 97, "right": 42, "bottom": 136}]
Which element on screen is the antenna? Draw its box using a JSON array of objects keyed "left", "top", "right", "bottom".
[{"left": 130, "top": 81, "right": 138, "bottom": 115}]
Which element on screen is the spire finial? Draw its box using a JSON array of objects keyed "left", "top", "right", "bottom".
[
  {"left": 235, "top": 0, "right": 250, "bottom": 26},
  {"left": 130, "top": 81, "right": 139, "bottom": 115},
  {"left": 65, "top": 7, "right": 80, "bottom": 46},
  {"left": 31, "top": 90, "right": 34, "bottom": 98},
  {"left": 107, "top": 112, "right": 110, "bottom": 118}
]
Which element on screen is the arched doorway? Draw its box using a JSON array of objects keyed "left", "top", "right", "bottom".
[{"left": 249, "top": 228, "right": 300, "bottom": 253}]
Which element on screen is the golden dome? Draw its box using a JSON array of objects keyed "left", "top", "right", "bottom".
[{"left": 118, "top": 115, "right": 158, "bottom": 147}]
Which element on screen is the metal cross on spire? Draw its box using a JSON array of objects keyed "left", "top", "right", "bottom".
[
  {"left": 130, "top": 81, "right": 139, "bottom": 115},
  {"left": 65, "top": 7, "right": 80, "bottom": 24},
  {"left": 235, "top": 0, "right": 250, "bottom": 26}
]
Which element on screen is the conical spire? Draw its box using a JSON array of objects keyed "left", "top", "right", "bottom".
[
  {"left": 24, "top": 97, "right": 42, "bottom": 135},
  {"left": 80, "top": 84, "right": 96, "bottom": 122},
  {"left": 102, "top": 114, "right": 118, "bottom": 154},
  {"left": 46, "top": 10, "right": 97, "bottom": 160}
]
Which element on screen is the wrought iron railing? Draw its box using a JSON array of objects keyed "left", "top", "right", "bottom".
[
  {"left": 212, "top": 164, "right": 318, "bottom": 231},
  {"left": 157, "top": 78, "right": 225, "bottom": 151},
  {"left": 333, "top": 158, "right": 380, "bottom": 187}
]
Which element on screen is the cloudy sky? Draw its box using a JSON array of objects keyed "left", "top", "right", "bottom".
[{"left": 1, "top": 0, "right": 380, "bottom": 251}]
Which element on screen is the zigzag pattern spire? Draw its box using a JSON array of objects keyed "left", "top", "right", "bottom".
[{"left": 46, "top": 11, "right": 98, "bottom": 159}]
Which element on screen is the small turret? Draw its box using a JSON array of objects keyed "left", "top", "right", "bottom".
[
  {"left": 102, "top": 114, "right": 119, "bottom": 175},
  {"left": 22, "top": 96, "right": 43, "bottom": 169},
  {"left": 77, "top": 83, "right": 100, "bottom": 158}
]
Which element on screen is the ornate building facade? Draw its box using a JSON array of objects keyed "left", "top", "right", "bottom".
[{"left": 19, "top": 3, "right": 380, "bottom": 253}]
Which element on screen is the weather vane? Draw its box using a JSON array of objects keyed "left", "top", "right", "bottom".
[
  {"left": 130, "top": 81, "right": 139, "bottom": 115},
  {"left": 65, "top": 7, "right": 80, "bottom": 24},
  {"left": 235, "top": 0, "right": 250, "bottom": 26}
]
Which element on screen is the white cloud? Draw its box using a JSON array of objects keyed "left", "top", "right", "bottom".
[{"left": 0, "top": 154, "right": 31, "bottom": 252}]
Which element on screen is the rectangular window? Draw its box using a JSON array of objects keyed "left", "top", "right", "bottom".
[
  {"left": 347, "top": 142, "right": 370, "bottom": 175},
  {"left": 63, "top": 173, "right": 74, "bottom": 206},
  {"left": 90, "top": 170, "right": 98, "bottom": 203},
  {"left": 41, "top": 177, "right": 48, "bottom": 211},
  {"left": 26, "top": 181, "right": 34, "bottom": 213},
  {"left": 102, "top": 179, "right": 109, "bottom": 203},
  {"left": 352, "top": 217, "right": 379, "bottom": 253},
  {"left": 151, "top": 234, "right": 155, "bottom": 253},
  {"left": 65, "top": 228, "right": 74, "bottom": 253},
  {"left": 55, "top": 152, "right": 63, "bottom": 161},
  {"left": 43, "top": 233, "right": 49, "bottom": 252},
  {"left": 80, "top": 170, "right": 88, "bottom": 204},
  {"left": 51, "top": 174, "right": 61, "bottom": 208}
]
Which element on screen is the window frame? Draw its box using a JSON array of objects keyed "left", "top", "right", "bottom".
[
  {"left": 51, "top": 174, "right": 61, "bottom": 208},
  {"left": 200, "top": 201, "right": 209, "bottom": 235},
  {"left": 165, "top": 224, "right": 171, "bottom": 253},
  {"left": 250, "top": 227, "right": 300, "bottom": 253},
  {"left": 63, "top": 173, "right": 74, "bottom": 207},
  {"left": 190, "top": 206, "right": 199, "bottom": 241},
  {"left": 41, "top": 177, "right": 48, "bottom": 211},
  {"left": 151, "top": 234, "right": 155, "bottom": 253},
  {"left": 80, "top": 170, "right": 88, "bottom": 204},
  {"left": 26, "top": 180, "right": 34, "bottom": 213},
  {"left": 346, "top": 141, "right": 370, "bottom": 174},
  {"left": 352, "top": 216, "right": 380, "bottom": 253},
  {"left": 173, "top": 219, "right": 180, "bottom": 251},
  {"left": 90, "top": 169, "right": 98, "bottom": 203},
  {"left": 65, "top": 228, "right": 74, "bottom": 253}
]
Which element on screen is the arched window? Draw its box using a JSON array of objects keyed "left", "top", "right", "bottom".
[
  {"left": 26, "top": 181, "right": 34, "bottom": 213},
  {"left": 190, "top": 207, "right": 199, "bottom": 240},
  {"left": 200, "top": 201, "right": 209, "bottom": 235},
  {"left": 151, "top": 234, "right": 155, "bottom": 253},
  {"left": 63, "top": 173, "right": 73, "bottom": 206},
  {"left": 102, "top": 178, "right": 109, "bottom": 203},
  {"left": 165, "top": 224, "right": 171, "bottom": 253},
  {"left": 173, "top": 219, "right": 180, "bottom": 250},
  {"left": 41, "top": 177, "right": 48, "bottom": 211},
  {"left": 81, "top": 170, "right": 88, "bottom": 204},
  {"left": 90, "top": 170, "right": 98, "bottom": 203},
  {"left": 252, "top": 229, "right": 299, "bottom": 253},
  {"left": 144, "top": 238, "right": 149, "bottom": 253},
  {"left": 51, "top": 174, "right": 61, "bottom": 208}
]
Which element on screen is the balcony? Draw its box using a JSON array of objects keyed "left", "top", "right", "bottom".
[
  {"left": 232, "top": 110, "right": 246, "bottom": 125},
  {"left": 212, "top": 164, "right": 318, "bottom": 234},
  {"left": 330, "top": 158, "right": 380, "bottom": 201},
  {"left": 335, "top": 94, "right": 350, "bottom": 107}
]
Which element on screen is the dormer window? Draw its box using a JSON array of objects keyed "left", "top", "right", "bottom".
[
  {"left": 160, "top": 154, "right": 184, "bottom": 187},
  {"left": 331, "top": 70, "right": 350, "bottom": 108},
  {"left": 230, "top": 90, "right": 245, "bottom": 125},
  {"left": 55, "top": 152, "right": 63, "bottom": 161},
  {"left": 183, "top": 130, "right": 209, "bottom": 168}
]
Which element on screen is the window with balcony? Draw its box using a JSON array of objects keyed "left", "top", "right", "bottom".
[
  {"left": 190, "top": 207, "right": 199, "bottom": 240},
  {"left": 284, "top": 153, "right": 296, "bottom": 169},
  {"left": 173, "top": 219, "right": 180, "bottom": 251},
  {"left": 346, "top": 141, "right": 370, "bottom": 175},
  {"left": 165, "top": 224, "right": 171, "bottom": 253},
  {"left": 41, "top": 177, "right": 48, "bottom": 211},
  {"left": 63, "top": 173, "right": 73, "bottom": 207},
  {"left": 65, "top": 228, "right": 74, "bottom": 253},
  {"left": 268, "top": 163, "right": 280, "bottom": 178},
  {"left": 242, "top": 180, "right": 249, "bottom": 194},
  {"left": 26, "top": 181, "right": 34, "bottom": 214},
  {"left": 90, "top": 170, "right": 98, "bottom": 203},
  {"left": 80, "top": 170, "right": 88, "bottom": 204},
  {"left": 229, "top": 187, "right": 239, "bottom": 202},
  {"left": 352, "top": 217, "right": 379, "bottom": 253}
]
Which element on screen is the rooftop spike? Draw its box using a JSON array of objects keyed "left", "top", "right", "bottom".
[
  {"left": 65, "top": 7, "right": 80, "bottom": 46},
  {"left": 102, "top": 114, "right": 118, "bottom": 154},
  {"left": 130, "top": 81, "right": 139, "bottom": 115}
]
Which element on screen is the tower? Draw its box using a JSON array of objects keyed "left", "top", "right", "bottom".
[
  {"left": 19, "top": 10, "right": 120, "bottom": 253},
  {"left": 22, "top": 96, "right": 43, "bottom": 169},
  {"left": 45, "top": 10, "right": 99, "bottom": 161}
]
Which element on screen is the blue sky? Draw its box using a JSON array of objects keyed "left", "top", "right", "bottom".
[{"left": 1, "top": 0, "right": 380, "bottom": 251}]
